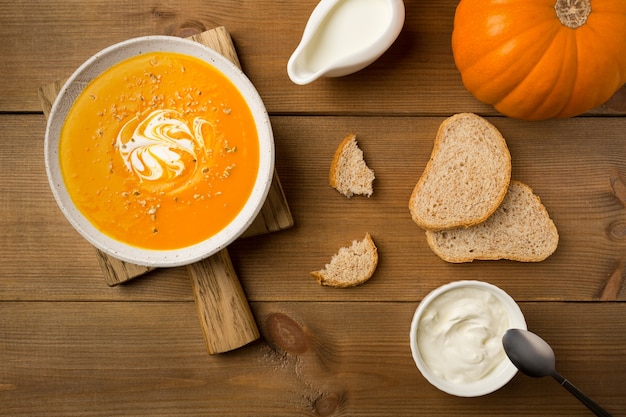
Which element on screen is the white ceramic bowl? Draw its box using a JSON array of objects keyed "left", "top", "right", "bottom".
[
  {"left": 410, "top": 280, "right": 526, "bottom": 397},
  {"left": 45, "top": 36, "right": 275, "bottom": 267}
]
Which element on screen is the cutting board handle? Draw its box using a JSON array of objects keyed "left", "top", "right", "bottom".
[{"left": 187, "top": 248, "right": 259, "bottom": 354}]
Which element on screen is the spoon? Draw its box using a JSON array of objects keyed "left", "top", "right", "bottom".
[{"left": 502, "top": 328, "right": 612, "bottom": 417}]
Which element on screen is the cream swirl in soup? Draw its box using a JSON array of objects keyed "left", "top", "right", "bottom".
[{"left": 116, "top": 109, "right": 221, "bottom": 194}]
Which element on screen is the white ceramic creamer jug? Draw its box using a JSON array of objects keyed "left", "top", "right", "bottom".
[{"left": 287, "top": 0, "right": 405, "bottom": 85}]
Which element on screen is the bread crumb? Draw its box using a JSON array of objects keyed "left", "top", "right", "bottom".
[
  {"left": 311, "top": 233, "right": 378, "bottom": 288},
  {"left": 329, "top": 134, "right": 375, "bottom": 198}
]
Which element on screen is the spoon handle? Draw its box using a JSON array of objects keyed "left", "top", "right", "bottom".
[{"left": 552, "top": 372, "right": 612, "bottom": 417}]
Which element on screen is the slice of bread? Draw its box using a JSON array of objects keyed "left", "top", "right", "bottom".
[
  {"left": 409, "top": 113, "right": 511, "bottom": 230},
  {"left": 329, "top": 133, "right": 375, "bottom": 198},
  {"left": 311, "top": 233, "right": 378, "bottom": 287},
  {"left": 425, "top": 181, "right": 559, "bottom": 262}
]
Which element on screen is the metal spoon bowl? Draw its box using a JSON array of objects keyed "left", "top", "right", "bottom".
[{"left": 502, "top": 328, "right": 612, "bottom": 417}]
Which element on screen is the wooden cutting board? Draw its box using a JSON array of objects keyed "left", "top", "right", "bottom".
[{"left": 38, "top": 26, "right": 294, "bottom": 354}]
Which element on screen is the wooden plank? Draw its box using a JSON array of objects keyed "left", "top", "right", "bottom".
[
  {"left": 0, "top": 301, "right": 624, "bottom": 416},
  {"left": 94, "top": 250, "right": 154, "bottom": 286},
  {"left": 4, "top": 0, "right": 625, "bottom": 116},
  {"left": 2, "top": 114, "right": 625, "bottom": 302}
]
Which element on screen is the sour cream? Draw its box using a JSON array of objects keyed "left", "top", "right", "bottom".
[{"left": 416, "top": 286, "right": 510, "bottom": 384}]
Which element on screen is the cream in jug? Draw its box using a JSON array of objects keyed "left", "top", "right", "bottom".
[{"left": 288, "top": 0, "right": 405, "bottom": 85}]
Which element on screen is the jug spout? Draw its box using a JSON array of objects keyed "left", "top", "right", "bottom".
[
  {"left": 287, "top": 0, "right": 405, "bottom": 85},
  {"left": 287, "top": 47, "right": 328, "bottom": 86}
]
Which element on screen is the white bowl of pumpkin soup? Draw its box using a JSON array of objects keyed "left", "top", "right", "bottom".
[{"left": 45, "top": 36, "right": 274, "bottom": 267}]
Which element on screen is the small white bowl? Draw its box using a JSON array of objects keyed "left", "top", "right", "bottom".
[
  {"left": 410, "top": 280, "right": 526, "bottom": 397},
  {"left": 45, "top": 36, "right": 275, "bottom": 267}
]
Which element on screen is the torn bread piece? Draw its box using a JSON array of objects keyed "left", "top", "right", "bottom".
[
  {"left": 425, "top": 181, "right": 559, "bottom": 262},
  {"left": 311, "top": 233, "right": 378, "bottom": 287},
  {"left": 409, "top": 113, "right": 511, "bottom": 230},
  {"left": 329, "top": 133, "right": 375, "bottom": 198}
]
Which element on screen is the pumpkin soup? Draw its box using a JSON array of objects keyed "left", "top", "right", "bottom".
[{"left": 59, "top": 51, "right": 260, "bottom": 250}]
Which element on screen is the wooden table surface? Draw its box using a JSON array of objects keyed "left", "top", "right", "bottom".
[{"left": 2, "top": 1, "right": 625, "bottom": 416}]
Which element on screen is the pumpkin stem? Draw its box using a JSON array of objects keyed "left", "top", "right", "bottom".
[{"left": 555, "top": 0, "right": 591, "bottom": 29}]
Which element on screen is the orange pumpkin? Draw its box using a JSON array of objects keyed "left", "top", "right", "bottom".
[{"left": 452, "top": 0, "right": 626, "bottom": 120}]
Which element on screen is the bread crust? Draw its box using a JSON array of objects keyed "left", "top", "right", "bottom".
[
  {"left": 329, "top": 133, "right": 355, "bottom": 190},
  {"left": 409, "top": 113, "right": 511, "bottom": 230}
]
